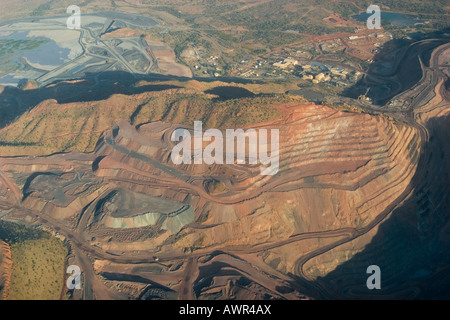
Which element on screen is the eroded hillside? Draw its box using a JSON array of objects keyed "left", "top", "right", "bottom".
[{"left": 0, "top": 39, "right": 448, "bottom": 300}]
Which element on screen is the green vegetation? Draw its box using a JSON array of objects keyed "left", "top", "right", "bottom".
[
  {"left": 170, "top": 0, "right": 447, "bottom": 65},
  {"left": 219, "top": 0, "right": 356, "bottom": 36},
  {"left": 0, "top": 39, "right": 47, "bottom": 57},
  {"left": 31, "top": 3, "right": 51, "bottom": 17},
  {"left": 172, "top": 32, "right": 207, "bottom": 57},
  {"left": 357, "top": 0, "right": 447, "bottom": 14},
  {"left": 0, "top": 39, "right": 48, "bottom": 57},
  {"left": 0, "top": 221, "right": 68, "bottom": 300},
  {"left": 210, "top": 95, "right": 283, "bottom": 128},
  {"left": 0, "top": 81, "right": 290, "bottom": 156},
  {"left": 318, "top": 0, "right": 360, "bottom": 18},
  {"left": 0, "top": 39, "right": 48, "bottom": 72},
  {"left": 8, "top": 238, "right": 67, "bottom": 300},
  {"left": 239, "top": 30, "right": 305, "bottom": 48},
  {"left": 131, "top": 92, "right": 283, "bottom": 129},
  {"left": 145, "top": 0, "right": 364, "bottom": 67},
  {"left": 0, "top": 221, "right": 45, "bottom": 243},
  {"left": 153, "top": 6, "right": 184, "bottom": 18},
  {"left": 206, "top": 179, "right": 228, "bottom": 195}
]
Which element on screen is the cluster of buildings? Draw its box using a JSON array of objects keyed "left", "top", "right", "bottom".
[
  {"left": 264, "top": 58, "right": 362, "bottom": 87},
  {"left": 228, "top": 55, "right": 362, "bottom": 88},
  {"left": 193, "top": 55, "right": 223, "bottom": 77},
  {"left": 297, "top": 62, "right": 361, "bottom": 87},
  {"left": 187, "top": 30, "right": 394, "bottom": 86}
]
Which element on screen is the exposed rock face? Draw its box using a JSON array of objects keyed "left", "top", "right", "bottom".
[
  {"left": 0, "top": 240, "right": 12, "bottom": 300},
  {"left": 0, "top": 99, "right": 421, "bottom": 298},
  {"left": 290, "top": 42, "right": 450, "bottom": 299},
  {"left": 100, "top": 190, "right": 195, "bottom": 234},
  {"left": 17, "top": 79, "right": 39, "bottom": 91},
  {"left": 89, "top": 103, "right": 418, "bottom": 247},
  {"left": 0, "top": 42, "right": 447, "bottom": 299}
]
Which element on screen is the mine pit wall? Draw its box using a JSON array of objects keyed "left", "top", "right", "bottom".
[
  {"left": 0, "top": 104, "right": 422, "bottom": 255},
  {"left": 415, "top": 114, "right": 450, "bottom": 240},
  {"left": 291, "top": 118, "right": 421, "bottom": 278},
  {"left": 181, "top": 118, "right": 417, "bottom": 250},
  {"left": 22, "top": 184, "right": 112, "bottom": 220},
  {"left": 87, "top": 108, "right": 421, "bottom": 249},
  {"left": 293, "top": 51, "right": 450, "bottom": 298},
  {"left": 102, "top": 206, "right": 195, "bottom": 234},
  {"left": 0, "top": 240, "right": 12, "bottom": 300},
  {"left": 301, "top": 114, "right": 450, "bottom": 299},
  {"left": 102, "top": 120, "right": 273, "bottom": 179}
]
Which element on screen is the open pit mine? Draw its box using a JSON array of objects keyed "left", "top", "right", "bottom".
[{"left": 0, "top": 40, "right": 449, "bottom": 300}]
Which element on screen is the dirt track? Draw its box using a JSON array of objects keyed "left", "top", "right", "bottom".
[{"left": 0, "top": 39, "right": 448, "bottom": 300}]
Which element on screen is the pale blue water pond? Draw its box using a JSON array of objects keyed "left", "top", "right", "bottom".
[{"left": 353, "top": 12, "right": 423, "bottom": 27}]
